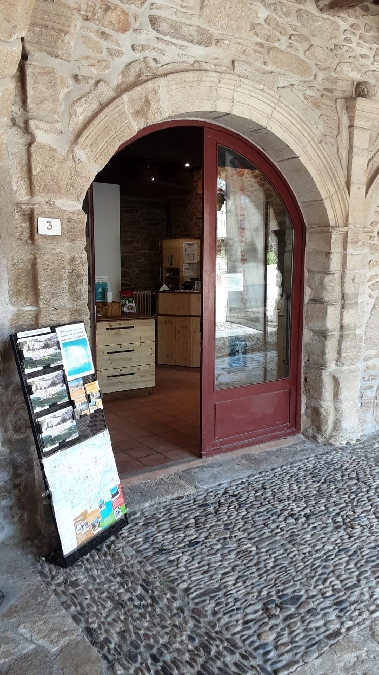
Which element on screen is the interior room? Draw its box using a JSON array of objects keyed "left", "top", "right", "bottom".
[{"left": 87, "top": 126, "right": 204, "bottom": 477}]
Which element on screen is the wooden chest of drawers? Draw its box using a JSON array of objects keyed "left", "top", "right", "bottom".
[{"left": 96, "top": 318, "right": 155, "bottom": 393}]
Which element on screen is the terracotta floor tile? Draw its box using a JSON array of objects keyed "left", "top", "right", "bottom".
[
  {"left": 137, "top": 434, "right": 167, "bottom": 448},
  {"left": 121, "top": 426, "right": 151, "bottom": 439},
  {"left": 139, "top": 453, "right": 171, "bottom": 467},
  {"left": 126, "top": 445, "right": 157, "bottom": 459},
  {"left": 158, "top": 430, "right": 198, "bottom": 448},
  {"left": 116, "top": 458, "right": 146, "bottom": 474},
  {"left": 164, "top": 419, "right": 196, "bottom": 431},
  {"left": 160, "top": 447, "right": 200, "bottom": 460},
  {"left": 152, "top": 441, "right": 181, "bottom": 453},
  {"left": 111, "top": 437, "right": 143, "bottom": 451},
  {"left": 182, "top": 426, "right": 200, "bottom": 439}
]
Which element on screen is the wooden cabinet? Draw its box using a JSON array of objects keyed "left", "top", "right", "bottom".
[
  {"left": 96, "top": 318, "right": 155, "bottom": 393},
  {"left": 157, "top": 292, "right": 201, "bottom": 368},
  {"left": 162, "top": 238, "right": 200, "bottom": 290}
]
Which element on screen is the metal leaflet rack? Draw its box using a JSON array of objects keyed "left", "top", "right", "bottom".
[{"left": 10, "top": 322, "right": 128, "bottom": 568}]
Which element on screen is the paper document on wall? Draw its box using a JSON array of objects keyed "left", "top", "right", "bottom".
[{"left": 183, "top": 241, "right": 198, "bottom": 263}]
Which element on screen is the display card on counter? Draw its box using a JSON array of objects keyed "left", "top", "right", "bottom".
[{"left": 10, "top": 322, "right": 128, "bottom": 566}]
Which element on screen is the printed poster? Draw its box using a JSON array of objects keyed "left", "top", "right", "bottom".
[
  {"left": 39, "top": 407, "right": 78, "bottom": 451},
  {"left": 55, "top": 323, "right": 95, "bottom": 381},
  {"left": 28, "top": 370, "right": 68, "bottom": 413},
  {"left": 43, "top": 431, "right": 126, "bottom": 556},
  {"left": 18, "top": 332, "right": 63, "bottom": 373}
]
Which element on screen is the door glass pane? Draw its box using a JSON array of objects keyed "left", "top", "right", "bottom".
[{"left": 215, "top": 145, "right": 293, "bottom": 391}]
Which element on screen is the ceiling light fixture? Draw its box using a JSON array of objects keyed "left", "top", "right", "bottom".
[{"left": 184, "top": 162, "right": 190, "bottom": 168}]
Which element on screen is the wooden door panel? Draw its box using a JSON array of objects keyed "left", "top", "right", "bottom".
[{"left": 214, "top": 388, "right": 290, "bottom": 439}]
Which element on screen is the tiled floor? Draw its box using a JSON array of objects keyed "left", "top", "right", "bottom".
[{"left": 103, "top": 365, "right": 201, "bottom": 478}]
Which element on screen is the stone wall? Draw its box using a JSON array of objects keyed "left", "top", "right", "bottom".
[
  {"left": 120, "top": 173, "right": 202, "bottom": 293},
  {"left": 120, "top": 196, "right": 168, "bottom": 292},
  {"left": 2, "top": 0, "right": 379, "bottom": 539}
]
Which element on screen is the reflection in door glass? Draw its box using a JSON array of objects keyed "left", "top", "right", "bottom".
[{"left": 215, "top": 146, "right": 293, "bottom": 391}]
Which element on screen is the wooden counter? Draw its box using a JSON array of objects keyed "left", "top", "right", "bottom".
[
  {"left": 96, "top": 316, "right": 155, "bottom": 393},
  {"left": 157, "top": 292, "right": 201, "bottom": 368}
]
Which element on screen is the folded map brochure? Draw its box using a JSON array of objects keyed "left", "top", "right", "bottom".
[{"left": 84, "top": 381, "right": 103, "bottom": 413}]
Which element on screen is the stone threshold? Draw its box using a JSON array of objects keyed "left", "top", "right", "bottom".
[{"left": 120, "top": 433, "right": 304, "bottom": 488}]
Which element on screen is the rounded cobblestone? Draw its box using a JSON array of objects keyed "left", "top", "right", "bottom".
[{"left": 40, "top": 438, "right": 379, "bottom": 674}]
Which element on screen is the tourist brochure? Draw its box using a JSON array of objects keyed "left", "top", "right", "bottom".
[
  {"left": 18, "top": 331, "right": 63, "bottom": 373},
  {"left": 55, "top": 323, "right": 95, "bottom": 381},
  {"left": 42, "top": 430, "right": 126, "bottom": 555},
  {"left": 28, "top": 370, "right": 68, "bottom": 413},
  {"left": 84, "top": 380, "right": 103, "bottom": 413},
  {"left": 38, "top": 406, "right": 78, "bottom": 451},
  {"left": 68, "top": 377, "right": 90, "bottom": 417}
]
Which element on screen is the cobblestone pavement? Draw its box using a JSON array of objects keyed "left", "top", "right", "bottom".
[{"left": 36, "top": 434, "right": 379, "bottom": 675}]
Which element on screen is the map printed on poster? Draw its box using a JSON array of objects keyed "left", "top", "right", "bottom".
[
  {"left": 42, "top": 430, "right": 126, "bottom": 556},
  {"left": 55, "top": 323, "right": 95, "bottom": 381}
]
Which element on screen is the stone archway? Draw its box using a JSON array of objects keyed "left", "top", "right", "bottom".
[{"left": 28, "top": 71, "right": 350, "bottom": 442}]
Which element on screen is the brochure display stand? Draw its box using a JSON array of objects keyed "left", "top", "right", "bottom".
[{"left": 11, "top": 322, "right": 128, "bottom": 567}]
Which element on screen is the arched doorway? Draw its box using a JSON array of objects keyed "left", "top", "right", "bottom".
[{"left": 89, "top": 121, "right": 304, "bottom": 470}]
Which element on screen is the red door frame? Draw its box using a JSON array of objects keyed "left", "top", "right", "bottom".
[
  {"left": 202, "top": 127, "right": 304, "bottom": 455},
  {"left": 113, "top": 120, "right": 304, "bottom": 456}
]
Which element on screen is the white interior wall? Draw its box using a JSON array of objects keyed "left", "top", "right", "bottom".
[{"left": 93, "top": 182, "right": 121, "bottom": 298}]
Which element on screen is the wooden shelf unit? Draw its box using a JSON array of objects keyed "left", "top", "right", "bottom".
[
  {"left": 157, "top": 292, "right": 201, "bottom": 368},
  {"left": 96, "top": 318, "right": 155, "bottom": 393}
]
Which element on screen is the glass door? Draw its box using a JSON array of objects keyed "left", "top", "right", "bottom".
[{"left": 202, "top": 128, "right": 304, "bottom": 455}]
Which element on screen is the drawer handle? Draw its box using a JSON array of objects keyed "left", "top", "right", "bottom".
[
  {"left": 106, "top": 372, "right": 135, "bottom": 378},
  {"left": 106, "top": 325, "right": 134, "bottom": 330},
  {"left": 106, "top": 349, "right": 134, "bottom": 354}
]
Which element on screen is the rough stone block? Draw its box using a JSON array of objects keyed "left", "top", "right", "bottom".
[
  {"left": 25, "top": 64, "right": 63, "bottom": 117},
  {"left": 200, "top": 0, "right": 249, "bottom": 34},
  {"left": 8, "top": 253, "right": 37, "bottom": 306},
  {"left": 67, "top": 252, "right": 88, "bottom": 305},
  {"left": 0, "top": 42, "right": 20, "bottom": 79},
  {"left": 304, "top": 330, "right": 338, "bottom": 368},
  {"left": 36, "top": 250, "right": 69, "bottom": 310},
  {"left": 296, "top": 8, "right": 341, "bottom": 42},
  {"left": 307, "top": 271, "right": 342, "bottom": 303},
  {"left": 149, "top": 15, "right": 213, "bottom": 47},
  {"left": 268, "top": 47, "right": 314, "bottom": 78},
  {"left": 74, "top": 0, "right": 131, "bottom": 33},
  {"left": 0, "top": 78, "right": 15, "bottom": 119},
  {"left": 0, "top": 0, "right": 35, "bottom": 41},
  {"left": 77, "top": 96, "right": 135, "bottom": 168},
  {"left": 304, "top": 365, "right": 334, "bottom": 403},
  {"left": 163, "top": 70, "right": 219, "bottom": 118},
  {"left": 54, "top": 635, "right": 107, "bottom": 675},
  {"left": 305, "top": 301, "right": 340, "bottom": 332},
  {"left": 116, "top": 57, "right": 157, "bottom": 94},
  {"left": 10, "top": 309, "right": 38, "bottom": 332},
  {"left": 24, "top": 0, "right": 77, "bottom": 61},
  {"left": 30, "top": 142, "right": 67, "bottom": 200},
  {"left": 125, "top": 78, "right": 167, "bottom": 132},
  {"left": 306, "top": 250, "right": 343, "bottom": 274},
  {"left": 69, "top": 80, "right": 115, "bottom": 139},
  {"left": 18, "top": 596, "right": 80, "bottom": 651}
]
